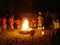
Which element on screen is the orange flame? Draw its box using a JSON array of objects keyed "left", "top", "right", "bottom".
[{"left": 21, "top": 19, "right": 32, "bottom": 31}]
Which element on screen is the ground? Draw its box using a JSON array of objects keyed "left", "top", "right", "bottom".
[{"left": 0, "top": 29, "right": 54, "bottom": 45}]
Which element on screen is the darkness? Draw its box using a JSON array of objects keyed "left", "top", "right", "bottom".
[
  {"left": 0, "top": 0, "right": 60, "bottom": 45},
  {"left": 0, "top": 0, "right": 60, "bottom": 17}
]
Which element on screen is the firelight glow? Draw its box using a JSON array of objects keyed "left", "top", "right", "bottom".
[
  {"left": 21, "top": 19, "right": 32, "bottom": 31},
  {"left": 42, "top": 31, "right": 44, "bottom": 35},
  {"left": 22, "top": 19, "right": 29, "bottom": 30}
]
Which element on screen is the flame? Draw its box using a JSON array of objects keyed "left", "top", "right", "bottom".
[
  {"left": 21, "top": 19, "right": 32, "bottom": 31},
  {"left": 22, "top": 19, "right": 29, "bottom": 30}
]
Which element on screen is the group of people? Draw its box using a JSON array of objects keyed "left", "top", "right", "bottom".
[
  {"left": 0, "top": 16, "right": 21, "bottom": 31},
  {"left": 0, "top": 12, "right": 55, "bottom": 32},
  {"left": 0, "top": 15, "right": 44, "bottom": 32}
]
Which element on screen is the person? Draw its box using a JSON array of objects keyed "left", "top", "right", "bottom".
[
  {"left": 51, "top": 29, "right": 56, "bottom": 45},
  {"left": 53, "top": 20, "right": 60, "bottom": 30},
  {"left": 31, "top": 19, "right": 37, "bottom": 29},
  {"left": 2, "top": 17, "right": 7, "bottom": 31},
  {"left": 0, "top": 18, "right": 2, "bottom": 32},
  {"left": 8, "top": 16, "right": 14, "bottom": 30},
  {"left": 55, "top": 28, "right": 60, "bottom": 45},
  {"left": 37, "top": 12, "right": 44, "bottom": 30},
  {"left": 44, "top": 13, "right": 52, "bottom": 29},
  {"left": 14, "top": 19, "right": 21, "bottom": 29}
]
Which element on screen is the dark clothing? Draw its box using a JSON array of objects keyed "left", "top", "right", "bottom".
[
  {"left": 55, "top": 28, "right": 60, "bottom": 45},
  {"left": 44, "top": 16, "right": 52, "bottom": 29},
  {"left": 51, "top": 30, "right": 56, "bottom": 45}
]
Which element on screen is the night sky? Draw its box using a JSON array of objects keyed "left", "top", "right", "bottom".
[{"left": 0, "top": 0, "right": 59, "bottom": 16}]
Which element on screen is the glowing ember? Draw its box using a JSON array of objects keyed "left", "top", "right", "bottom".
[{"left": 21, "top": 19, "right": 32, "bottom": 31}]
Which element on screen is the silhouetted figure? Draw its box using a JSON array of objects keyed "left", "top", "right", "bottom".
[
  {"left": 55, "top": 28, "right": 60, "bottom": 45},
  {"left": 44, "top": 14, "right": 52, "bottom": 29},
  {"left": 30, "top": 30, "right": 35, "bottom": 45},
  {"left": 30, "top": 30, "right": 35, "bottom": 36},
  {"left": 0, "top": 18, "right": 2, "bottom": 31},
  {"left": 51, "top": 29, "right": 56, "bottom": 45}
]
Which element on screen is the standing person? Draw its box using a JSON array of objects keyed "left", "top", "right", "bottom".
[
  {"left": 44, "top": 12, "right": 52, "bottom": 29},
  {"left": 8, "top": 16, "right": 14, "bottom": 30},
  {"left": 53, "top": 20, "right": 60, "bottom": 30},
  {"left": 0, "top": 18, "right": 2, "bottom": 32},
  {"left": 31, "top": 19, "right": 37, "bottom": 29},
  {"left": 55, "top": 28, "right": 60, "bottom": 45},
  {"left": 51, "top": 29, "right": 56, "bottom": 45},
  {"left": 2, "top": 17, "right": 7, "bottom": 31},
  {"left": 37, "top": 12, "right": 44, "bottom": 30},
  {"left": 15, "top": 18, "right": 21, "bottom": 29}
]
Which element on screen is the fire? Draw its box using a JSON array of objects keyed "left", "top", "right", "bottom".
[
  {"left": 21, "top": 19, "right": 32, "bottom": 31},
  {"left": 22, "top": 19, "right": 29, "bottom": 30}
]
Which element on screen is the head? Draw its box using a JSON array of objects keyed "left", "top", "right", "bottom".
[{"left": 38, "top": 12, "right": 41, "bottom": 15}]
